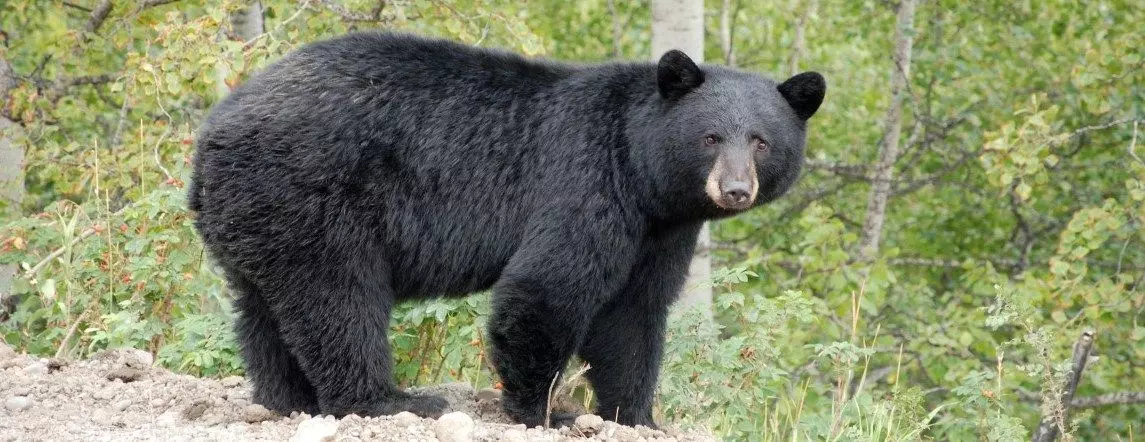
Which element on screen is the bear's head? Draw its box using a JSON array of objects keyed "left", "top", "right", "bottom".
[{"left": 629, "top": 50, "right": 825, "bottom": 223}]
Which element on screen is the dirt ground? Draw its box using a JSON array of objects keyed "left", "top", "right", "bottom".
[{"left": 0, "top": 342, "right": 715, "bottom": 441}]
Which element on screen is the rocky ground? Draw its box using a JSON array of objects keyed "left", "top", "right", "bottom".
[{"left": 0, "top": 342, "right": 715, "bottom": 441}]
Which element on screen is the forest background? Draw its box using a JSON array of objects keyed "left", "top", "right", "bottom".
[{"left": 1, "top": 0, "right": 1142, "bottom": 440}]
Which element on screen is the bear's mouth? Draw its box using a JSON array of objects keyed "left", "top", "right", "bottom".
[{"left": 711, "top": 195, "right": 754, "bottom": 211}]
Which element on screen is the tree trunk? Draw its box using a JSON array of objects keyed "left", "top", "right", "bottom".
[
  {"left": 216, "top": 0, "right": 265, "bottom": 98},
  {"left": 787, "top": 0, "right": 816, "bottom": 76},
  {"left": 719, "top": 0, "right": 737, "bottom": 66},
  {"left": 607, "top": 0, "right": 623, "bottom": 58},
  {"left": 858, "top": 0, "right": 916, "bottom": 261},
  {"left": 1, "top": 59, "right": 23, "bottom": 306},
  {"left": 651, "top": 0, "right": 711, "bottom": 313}
]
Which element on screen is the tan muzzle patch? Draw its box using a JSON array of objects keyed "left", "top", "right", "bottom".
[{"left": 705, "top": 150, "right": 758, "bottom": 210}]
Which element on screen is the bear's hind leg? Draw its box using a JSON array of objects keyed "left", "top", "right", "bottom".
[
  {"left": 273, "top": 274, "right": 447, "bottom": 418},
  {"left": 231, "top": 277, "right": 319, "bottom": 415}
]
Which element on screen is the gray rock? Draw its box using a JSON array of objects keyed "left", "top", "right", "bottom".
[
  {"left": 434, "top": 411, "right": 475, "bottom": 442},
  {"left": 4, "top": 396, "right": 32, "bottom": 412}
]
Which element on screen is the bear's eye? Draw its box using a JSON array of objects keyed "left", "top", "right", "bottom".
[
  {"left": 753, "top": 137, "right": 770, "bottom": 152},
  {"left": 703, "top": 134, "right": 722, "bottom": 146}
]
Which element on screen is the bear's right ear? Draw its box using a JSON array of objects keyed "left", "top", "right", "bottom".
[{"left": 657, "top": 50, "right": 705, "bottom": 100}]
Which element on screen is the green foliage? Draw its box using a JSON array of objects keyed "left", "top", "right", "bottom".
[{"left": 2, "top": 0, "right": 1143, "bottom": 439}]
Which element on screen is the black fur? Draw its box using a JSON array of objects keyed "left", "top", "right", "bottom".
[{"left": 190, "top": 32, "right": 823, "bottom": 428}]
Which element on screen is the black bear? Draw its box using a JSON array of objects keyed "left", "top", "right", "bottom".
[{"left": 189, "top": 32, "right": 824, "bottom": 428}]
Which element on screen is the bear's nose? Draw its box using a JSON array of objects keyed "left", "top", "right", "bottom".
[{"left": 722, "top": 182, "right": 751, "bottom": 206}]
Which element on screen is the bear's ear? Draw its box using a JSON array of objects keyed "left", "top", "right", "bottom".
[
  {"left": 777, "top": 72, "right": 826, "bottom": 120},
  {"left": 657, "top": 50, "right": 705, "bottom": 100}
]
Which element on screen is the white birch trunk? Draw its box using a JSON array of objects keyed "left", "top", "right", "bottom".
[{"left": 651, "top": 0, "right": 712, "bottom": 313}]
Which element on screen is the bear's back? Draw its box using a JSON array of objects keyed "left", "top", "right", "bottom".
[{"left": 191, "top": 33, "right": 633, "bottom": 297}]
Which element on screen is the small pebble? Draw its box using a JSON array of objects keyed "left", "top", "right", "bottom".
[
  {"left": 500, "top": 428, "right": 528, "bottom": 442},
  {"left": 243, "top": 404, "right": 279, "bottom": 423},
  {"left": 150, "top": 398, "right": 168, "bottom": 407},
  {"left": 4, "top": 396, "right": 32, "bottom": 412},
  {"left": 613, "top": 425, "right": 640, "bottom": 440},
  {"left": 220, "top": 376, "right": 243, "bottom": 387},
  {"left": 574, "top": 414, "right": 605, "bottom": 433},
  {"left": 126, "top": 349, "right": 154, "bottom": 368},
  {"left": 434, "top": 411, "right": 474, "bottom": 442},
  {"left": 106, "top": 367, "right": 145, "bottom": 383},
  {"left": 182, "top": 400, "right": 210, "bottom": 420},
  {"left": 635, "top": 424, "right": 666, "bottom": 438},
  {"left": 156, "top": 409, "right": 182, "bottom": 425},
  {"left": 23, "top": 363, "right": 48, "bottom": 376},
  {"left": 291, "top": 416, "right": 338, "bottom": 442},
  {"left": 9, "top": 387, "right": 30, "bottom": 397},
  {"left": 112, "top": 399, "right": 132, "bottom": 411},
  {"left": 391, "top": 411, "right": 421, "bottom": 427},
  {"left": 92, "top": 387, "right": 117, "bottom": 401},
  {"left": 90, "top": 409, "right": 110, "bottom": 424}
]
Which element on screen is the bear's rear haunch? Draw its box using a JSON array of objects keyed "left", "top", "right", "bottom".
[{"left": 190, "top": 32, "right": 824, "bottom": 428}]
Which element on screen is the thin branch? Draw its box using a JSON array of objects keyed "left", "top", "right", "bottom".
[
  {"left": 316, "top": 0, "right": 396, "bottom": 23},
  {"left": 887, "top": 255, "right": 1145, "bottom": 272},
  {"left": 62, "top": 1, "right": 92, "bottom": 12},
  {"left": 1070, "top": 391, "right": 1145, "bottom": 408},
  {"left": 1055, "top": 117, "right": 1141, "bottom": 145},
  {"left": 84, "top": 0, "right": 114, "bottom": 34},
  {"left": 141, "top": 0, "right": 183, "bottom": 7},
  {"left": 46, "top": 74, "right": 116, "bottom": 102},
  {"left": 890, "top": 147, "right": 975, "bottom": 196},
  {"left": 804, "top": 158, "right": 870, "bottom": 180},
  {"left": 1128, "top": 120, "right": 1141, "bottom": 164},
  {"left": 1031, "top": 329, "right": 1095, "bottom": 442},
  {"left": 22, "top": 227, "right": 101, "bottom": 281}
]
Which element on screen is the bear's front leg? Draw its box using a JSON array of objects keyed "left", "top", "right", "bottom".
[
  {"left": 487, "top": 217, "right": 639, "bottom": 428},
  {"left": 578, "top": 222, "right": 701, "bottom": 428}
]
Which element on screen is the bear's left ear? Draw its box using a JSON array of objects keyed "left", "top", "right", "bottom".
[
  {"left": 657, "top": 50, "right": 705, "bottom": 100},
  {"left": 777, "top": 72, "right": 826, "bottom": 120}
]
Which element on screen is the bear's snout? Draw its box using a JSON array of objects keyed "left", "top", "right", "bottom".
[
  {"left": 721, "top": 180, "right": 753, "bottom": 208},
  {"left": 704, "top": 149, "right": 759, "bottom": 211}
]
